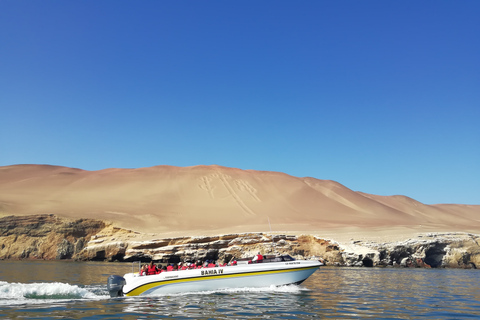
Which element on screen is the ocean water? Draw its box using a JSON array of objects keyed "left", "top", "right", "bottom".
[{"left": 0, "top": 260, "right": 479, "bottom": 319}]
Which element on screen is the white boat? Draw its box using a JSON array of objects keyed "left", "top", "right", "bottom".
[{"left": 107, "top": 255, "right": 322, "bottom": 297}]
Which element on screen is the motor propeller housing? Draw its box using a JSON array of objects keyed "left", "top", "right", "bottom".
[{"left": 107, "top": 275, "right": 126, "bottom": 297}]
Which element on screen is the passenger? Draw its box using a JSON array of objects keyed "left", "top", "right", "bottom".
[
  {"left": 166, "top": 264, "right": 174, "bottom": 272},
  {"left": 161, "top": 265, "right": 167, "bottom": 273},
  {"left": 146, "top": 261, "right": 158, "bottom": 275},
  {"left": 181, "top": 263, "right": 188, "bottom": 270},
  {"left": 252, "top": 252, "right": 263, "bottom": 263},
  {"left": 207, "top": 260, "right": 216, "bottom": 268},
  {"left": 140, "top": 264, "right": 148, "bottom": 276},
  {"left": 156, "top": 264, "right": 163, "bottom": 274}
]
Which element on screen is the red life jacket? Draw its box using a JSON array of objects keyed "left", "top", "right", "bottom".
[
  {"left": 167, "top": 265, "right": 174, "bottom": 271},
  {"left": 256, "top": 254, "right": 263, "bottom": 261},
  {"left": 147, "top": 265, "right": 157, "bottom": 275}
]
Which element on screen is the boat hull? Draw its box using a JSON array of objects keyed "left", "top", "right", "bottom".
[{"left": 120, "top": 260, "right": 321, "bottom": 296}]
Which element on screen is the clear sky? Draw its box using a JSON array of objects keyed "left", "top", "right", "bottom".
[{"left": 1, "top": 1, "right": 479, "bottom": 205}]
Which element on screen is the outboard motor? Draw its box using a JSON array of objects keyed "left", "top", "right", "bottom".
[{"left": 107, "top": 275, "right": 126, "bottom": 297}]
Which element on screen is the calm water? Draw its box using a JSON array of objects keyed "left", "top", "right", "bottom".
[{"left": 1, "top": 261, "right": 479, "bottom": 319}]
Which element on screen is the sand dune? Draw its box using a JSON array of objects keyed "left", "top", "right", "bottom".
[{"left": 0, "top": 164, "right": 479, "bottom": 236}]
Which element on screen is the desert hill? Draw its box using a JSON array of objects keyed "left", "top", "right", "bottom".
[{"left": 0, "top": 164, "right": 479, "bottom": 236}]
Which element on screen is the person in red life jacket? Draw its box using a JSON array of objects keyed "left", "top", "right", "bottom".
[
  {"left": 207, "top": 260, "right": 216, "bottom": 268},
  {"left": 156, "top": 265, "right": 163, "bottom": 274},
  {"left": 146, "top": 261, "right": 158, "bottom": 275},
  {"left": 252, "top": 252, "right": 263, "bottom": 263},
  {"left": 166, "top": 264, "right": 174, "bottom": 272}
]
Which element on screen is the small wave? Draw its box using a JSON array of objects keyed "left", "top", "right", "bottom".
[{"left": 0, "top": 281, "right": 106, "bottom": 303}]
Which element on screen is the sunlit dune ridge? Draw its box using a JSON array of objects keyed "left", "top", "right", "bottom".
[{"left": 0, "top": 164, "right": 478, "bottom": 234}]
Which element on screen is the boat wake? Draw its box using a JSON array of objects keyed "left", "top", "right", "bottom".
[
  {"left": 0, "top": 281, "right": 107, "bottom": 305},
  {"left": 0, "top": 281, "right": 308, "bottom": 305}
]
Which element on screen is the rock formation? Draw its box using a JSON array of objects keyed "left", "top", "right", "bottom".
[
  {"left": 1, "top": 214, "right": 479, "bottom": 269},
  {"left": 0, "top": 214, "right": 109, "bottom": 260},
  {"left": 335, "top": 233, "right": 480, "bottom": 268}
]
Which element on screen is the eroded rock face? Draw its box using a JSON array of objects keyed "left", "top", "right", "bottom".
[
  {"left": 90, "top": 233, "right": 324, "bottom": 263},
  {"left": 0, "top": 214, "right": 107, "bottom": 260},
  {"left": 1, "top": 215, "right": 479, "bottom": 268},
  {"left": 337, "top": 234, "right": 480, "bottom": 268}
]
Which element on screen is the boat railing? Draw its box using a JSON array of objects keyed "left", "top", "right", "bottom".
[
  {"left": 237, "top": 255, "right": 296, "bottom": 264},
  {"left": 132, "top": 261, "right": 141, "bottom": 274}
]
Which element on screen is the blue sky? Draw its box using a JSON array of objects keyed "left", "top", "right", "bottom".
[{"left": 1, "top": 1, "right": 479, "bottom": 205}]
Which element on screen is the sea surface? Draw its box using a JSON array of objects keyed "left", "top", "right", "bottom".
[{"left": 0, "top": 260, "right": 479, "bottom": 319}]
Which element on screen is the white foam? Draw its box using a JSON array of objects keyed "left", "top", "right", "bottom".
[{"left": 0, "top": 281, "right": 106, "bottom": 305}]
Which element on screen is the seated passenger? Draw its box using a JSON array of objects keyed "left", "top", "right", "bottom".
[
  {"left": 207, "top": 260, "right": 216, "bottom": 268},
  {"left": 252, "top": 252, "right": 263, "bottom": 263},
  {"left": 146, "top": 261, "right": 158, "bottom": 275},
  {"left": 156, "top": 265, "right": 163, "bottom": 274},
  {"left": 140, "top": 264, "right": 148, "bottom": 276},
  {"left": 166, "top": 264, "right": 174, "bottom": 272}
]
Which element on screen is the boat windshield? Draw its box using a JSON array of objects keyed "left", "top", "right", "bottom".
[{"left": 263, "top": 255, "right": 295, "bottom": 263}]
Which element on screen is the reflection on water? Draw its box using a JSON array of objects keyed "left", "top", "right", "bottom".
[
  {"left": 0, "top": 261, "right": 479, "bottom": 319},
  {"left": 308, "top": 267, "right": 480, "bottom": 319},
  {"left": 0, "top": 260, "right": 132, "bottom": 285}
]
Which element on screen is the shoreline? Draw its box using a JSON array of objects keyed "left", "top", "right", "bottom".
[{"left": 1, "top": 214, "right": 479, "bottom": 269}]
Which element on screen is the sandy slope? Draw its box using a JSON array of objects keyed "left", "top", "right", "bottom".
[{"left": 1, "top": 164, "right": 479, "bottom": 243}]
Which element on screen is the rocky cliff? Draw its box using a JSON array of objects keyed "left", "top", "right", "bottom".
[
  {"left": 1, "top": 214, "right": 479, "bottom": 268},
  {"left": 0, "top": 214, "right": 110, "bottom": 260}
]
